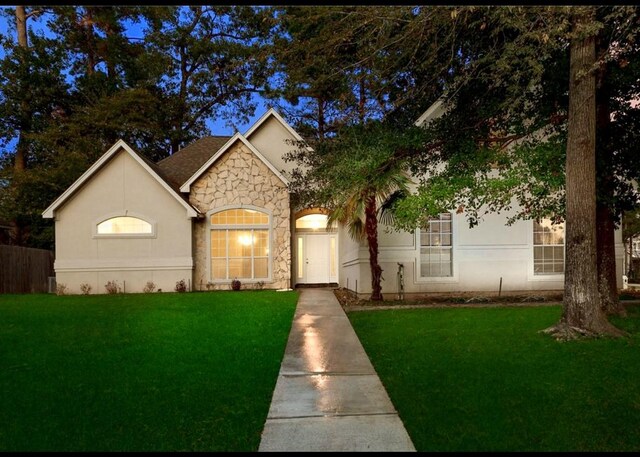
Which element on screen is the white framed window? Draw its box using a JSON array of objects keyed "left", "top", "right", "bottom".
[
  {"left": 419, "top": 213, "right": 453, "bottom": 277},
  {"left": 210, "top": 208, "right": 271, "bottom": 281},
  {"left": 533, "top": 219, "right": 565, "bottom": 275},
  {"left": 94, "top": 215, "right": 155, "bottom": 238}
]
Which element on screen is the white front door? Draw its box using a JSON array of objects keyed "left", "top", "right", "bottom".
[
  {"left": 296, "top": 233, "right": 338, "bottom": 284},
  {"left": 305, "top": 234, "right": 330, "bottom": 283}
]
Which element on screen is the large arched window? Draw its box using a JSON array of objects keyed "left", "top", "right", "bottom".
[
  {"left": 210, "top": 208, "right": 270, "bottom": 280},
  {"left": 96, "top": 216, "right": 153, "bottom": 236}
]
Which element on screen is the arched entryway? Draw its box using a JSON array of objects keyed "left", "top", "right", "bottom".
[{"left": 294, "top": 210, "right": 338, "bottom": 285}]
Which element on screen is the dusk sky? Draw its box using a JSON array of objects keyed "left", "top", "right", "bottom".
[{"left": 0, "top": 7, "right": 275, "bottom": 137}]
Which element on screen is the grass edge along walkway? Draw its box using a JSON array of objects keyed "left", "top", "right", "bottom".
[
  {"left": 0, "top": 290, "right": 298, "bottom": 452},
  {"left": 348, "top": 303, "right": 640, "bottom": 452}
]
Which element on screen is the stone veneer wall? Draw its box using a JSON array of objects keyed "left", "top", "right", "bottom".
[{"left": 189, "top": 141, "right": 291, "bottom": 290}]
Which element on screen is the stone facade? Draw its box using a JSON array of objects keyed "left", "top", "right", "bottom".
[{"left": 189, "top": 141, "right": 291, "bottom": 290}]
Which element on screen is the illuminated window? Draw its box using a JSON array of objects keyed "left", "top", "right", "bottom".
[
  {"left": 420, "top": 213, "right": 453, "bottom": 277},
  {"left": 97, "top": 216, "right": 152, "bottom": 235},
  {"left": 533, "top": 219, "right": 565, "bottom": 274},
  {"left": 210, "top": 208, "right": 270, "bottom": 280},
  {"left": 295, "top": 214, "right": 335, "bottom": 231},
  {"left": 297, "top": 236, "right": 304, "bottom": 279}
]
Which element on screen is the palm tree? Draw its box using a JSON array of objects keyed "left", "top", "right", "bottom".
[{"left": 327, "top": 151, "right": 411, "bottom": 301}]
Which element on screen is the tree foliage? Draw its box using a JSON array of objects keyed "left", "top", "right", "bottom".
[
  {"left": 287, "top": 122, "right": 423, "bottom": 300},
  {"left": 0, "top": 6, "right": 274, "bottom": 248}
]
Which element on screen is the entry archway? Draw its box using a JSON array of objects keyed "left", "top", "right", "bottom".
[{"left": 294, "top": 211, "right": 338, "bottom": 285}]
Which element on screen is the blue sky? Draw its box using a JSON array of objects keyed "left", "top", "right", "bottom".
[{"left": 0, "top": 7, "right": 273, "bottom": 136}]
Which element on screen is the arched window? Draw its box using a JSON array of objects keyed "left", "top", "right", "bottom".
[
  {"left": 96, "top": 216, "right": 153, "bottom": 235},
  {"left": 210, "top": 208, "right": 270, "bottom": 280},
  {"left": 295, "top": 214, "right": 336, "bottom": 232}
]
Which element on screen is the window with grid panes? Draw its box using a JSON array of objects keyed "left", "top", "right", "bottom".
[
  {"left": 210, "top": 208, "right": 270, "bottom": 280},
  {"left": 533, "top": 219, "right": 565, "bottom": 274},
  {"left": 420, "top": 213, "right": 453, "bottom": 277}
]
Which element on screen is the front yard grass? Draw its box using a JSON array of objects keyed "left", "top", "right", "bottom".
[
  {"left": 348, "top": 304, "right": 640, "bottom": 452},
  {"left": 0, "top": 290, "right": 298, "bottom": 452}
]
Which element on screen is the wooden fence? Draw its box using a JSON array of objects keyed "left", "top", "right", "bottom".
[{"left": 0, "top": 245, "right": 55, "bottom": 293}]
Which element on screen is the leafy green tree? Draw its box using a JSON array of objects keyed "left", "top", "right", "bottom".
[
  {"left": 288, "top": 122, "right": 423, "bottom": 300},
  {"left": 363, "top": 6, "right": 639, "bottom": 337},
  {"left": 0, "top": 7, "right": 70, "bottom": 246},
  {"left": 266, "top": 6, "right": 424, "bottom": 138},
  {"left": 144, "top": 6, "right": 272, "bottom": 153}
]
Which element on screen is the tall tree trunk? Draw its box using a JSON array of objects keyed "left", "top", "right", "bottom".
[
  {"left": 358, "top": 74, "right": 366, "bottom": 124},
  {"left": 83, "top": 8, "right": 96, "bottom": 75},
  {"left": 14, "top": 6, "right": 28, "bottom": 173},
  {"left": 629, "top": 235, "right": 635, "bottom": 278},
  {"left": 594, "top": 47, "right": 625, "bottom": 317},
  {"left": 170, "top": 137, "right": 181, "bottom": 155},
  {"left": 544, "top": 8, "right": 623, "bottom": 339},
  {"left": 11, "top": 6, "right": 30, "bottom": 245},
  {"left": 597, "top": 203, "right": 625, "bottom": 316},
  {"left": 365, "top": 193, "right": 383, "bottom": 301},
  {"left": 317, "top": 96, "right": 325, "bottom": 139}
]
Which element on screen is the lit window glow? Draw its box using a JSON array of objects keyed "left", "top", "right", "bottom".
[
  {"left": 533, "top": 219, "right": 565, "bottom": 274},
  {"left": 97, "top": 217, "right": 152, "bottom": 235},
  {"left": 211, "top": 208, "right": 270, "bottom": 280},
  {"left": 420, "top": 213, "right": 453, "bottom": 277},
  {"left": 296, "top": 214, "right": 335, "bottom": 231}
]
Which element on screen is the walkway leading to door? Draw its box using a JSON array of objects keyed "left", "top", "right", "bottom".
[{"left": 258, "top": 288, "right": 416, "bottom": 452}]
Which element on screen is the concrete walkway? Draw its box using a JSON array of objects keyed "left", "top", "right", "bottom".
[{"left": 258, "top": 288, "right": 416, "bottom": 452}]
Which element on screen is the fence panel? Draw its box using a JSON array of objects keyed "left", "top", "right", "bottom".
[{"left": 0, "top": 245, "right": 55, "bottom": 293}]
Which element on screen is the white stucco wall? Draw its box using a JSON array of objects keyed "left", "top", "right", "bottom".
[
  {"left": 53, "top": 149, "right": 193, "bottom": 294},
  {"left": 245, "top": 115, "right": 300, "bottom": 178},
  {"left": 338, "top": 207, "right": 625, "bottom": 297}
]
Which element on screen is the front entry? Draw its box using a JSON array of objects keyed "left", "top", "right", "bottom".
[{"left": 296, "top": 233, "right": 338, "bottom": 284}]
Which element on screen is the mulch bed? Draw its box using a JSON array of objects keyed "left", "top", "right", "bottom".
[{"left": 334, "top": 287, "right": 640, "bottom": 312}]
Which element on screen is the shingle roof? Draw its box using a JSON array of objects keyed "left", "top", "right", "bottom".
[
  {"left": 128, "top": 147, "right": 192, "bottom": 206},
  {"left": 156, "top": 136, "right": 232, "bottom": 187}
]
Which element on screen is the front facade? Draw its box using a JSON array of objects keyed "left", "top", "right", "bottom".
[
  {"left": 43, "top": 108, "right": 624, "bottom": 296},
  {"left": 43, "top": 109, "right": 338, "bottom": 294}
]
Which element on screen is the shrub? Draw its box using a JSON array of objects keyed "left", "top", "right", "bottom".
[
  {"left": 231, "top": 278, "right": 241, "bottom": 291},
  {"left": 79, "top": 283, "right": 92, "bottom": 295},
  {"left": 56, "top": 283, "right": 68, "bottom": 296},
  {"left": 105, "top": 280, "right": 120, "bottom": 294},
  {"left": 143, "top": 281, "right": 156, "bottom": 293},
  {"left": 175, "top": 279, "right": 187, "bottom": 293}
]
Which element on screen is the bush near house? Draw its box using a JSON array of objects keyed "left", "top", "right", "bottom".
[{"left": 0, "top": 291, "right": 298, "bottom": 452}]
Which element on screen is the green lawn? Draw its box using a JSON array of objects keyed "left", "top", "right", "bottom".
[
  {"left": 348, "top": 304, "right": 640, "bottom": 452},
  {"left": 0, "top": 290, "right": 298, "bottom": 452}
]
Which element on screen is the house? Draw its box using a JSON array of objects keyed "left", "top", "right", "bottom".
[
  {"left": 339, "top": 98, "right": 624, "bottom": 296},
  {"left": 42, "top": 109, "right": 304, "bottom": 293},
  {"left": 43, "top": 107, "right": 625, "bottom": 296}
]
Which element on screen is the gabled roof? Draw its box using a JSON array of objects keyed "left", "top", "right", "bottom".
[
  {"left": 244, "top": 107, "right": 308, "bottom": 146},
  {"left": 179, "top": 133, "right": 289, "bottom": 193},
  {"left": 156, "top": 136, "right": 232, "bottom": 187},
  {"left": 42, "top": 140, "right": 199, "bottom": 219}
]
